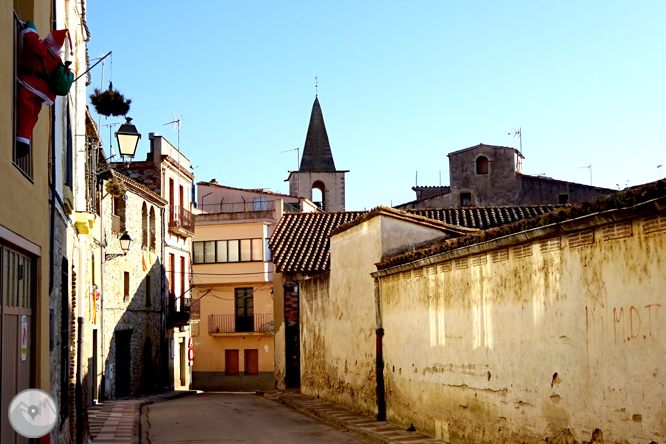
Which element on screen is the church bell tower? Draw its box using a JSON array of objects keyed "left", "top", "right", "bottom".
[{"left": 287, "top": 96, "right": 348, "bottom": 211}]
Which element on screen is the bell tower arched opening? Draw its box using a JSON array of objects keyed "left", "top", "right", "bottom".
[{"left": 312, "top": 180, "right": 326, "bottom": 210}]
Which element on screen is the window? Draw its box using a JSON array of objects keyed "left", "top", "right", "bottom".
[
  {"left": 559, "top": 193, "right": 569, "bottom": 204},
  {"left": 180, "top": 256, "right": 187, "bottom": 301},
  {"left": 476, "top": 156, "right": 489, "bottom": 174},
  {"left": 65, "top": 102, "right": 73, "bottom": 188},
  {"left": 225, "top": 349, "right": 239, "bottom": 375},
  {"left": 192, "top": 239, "right": 266, "bottom": 264},
  {"left": 149, "top": 207, "right": 156, "bottom": 249},
  {"left": 240, "top": 239, "right": 251, "bottom": 262},
  {"left": 235, "top": 288, "right": 254, "bottom": 333},
  {"left": 253, "top": 196, "right": 268, "bottom": 211},
  {"left": 123, "top": 272, "right": 130, "bottom": 302},
  {"left": 244, "top": 349, "right": 259, "bottom": 375},
  {"left": 460, "top": 192, "right": 472, "bottom": 207},
  {"left": 265, "top": 239, "right": 272, "bottom": 262},
  {"left": 145, "top": 276, "right": 151, "bottom": 307},
  {"left": 142, "top": 203, "right": 148, "bottom": 247},
  {"left": 13, "top": 14, "right": 32, "bottom": 178},
  {"left": 112, "top": 196, "right": 126, "bottom": 233},
  {"left": 228, "top": 240, "right": 239, "bottom": 262}
]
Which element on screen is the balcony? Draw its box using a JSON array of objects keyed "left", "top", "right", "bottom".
[
  {"left": 208, "top": 313, "right": 274, "bottom": 335},
  {"left": 199, "top": 200, "right": 276, "bottom": 214},
  {"left": 168, "top": 297, "right": 198, "bottom": 327},
  {"left": 168, "top": 205, "right": 194, "bottom": 237}
]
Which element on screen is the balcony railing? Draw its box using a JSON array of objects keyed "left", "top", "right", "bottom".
[
  {"left": 168, "top": 205, "right": 194, "bottom": 235},
  {"left": 283, "top": 202, "right": 300, "bottom": 213},
  {"left": 168, "top": 297, "right": 193, "bottom": 326},
  {"left": 208, "top": 313, "right": 274, "bottom": 334},
  {"left": 199, "top": 200, "right": 276, "bottom": 214}
]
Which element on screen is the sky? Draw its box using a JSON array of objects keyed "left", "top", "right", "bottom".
[{"left": 86, "top": 1, "right": 666, "bottom": 211}]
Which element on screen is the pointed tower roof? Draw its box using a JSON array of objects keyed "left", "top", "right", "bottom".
[{"left": 299, "top": 97, "right": 337, "bottom": 171}]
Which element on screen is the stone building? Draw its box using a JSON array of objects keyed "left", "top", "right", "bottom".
[
  {"left": 99, "top": 170, "right": 166, "bottom": 398},
  {"left": 399, "top": 144, "right": 615, "bottom": 209},
  {"left": 120, "top": 133, "right": 197, "bottom": 390},
  {"left": 287, "top": 96, "right": 348, "bottom": 211}
]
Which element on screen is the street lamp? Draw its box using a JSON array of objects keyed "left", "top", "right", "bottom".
[
  {"left": 105, "top": 232, "right": 133, "bottom": 261},
  {"left": 115, "top": 117, "right": 141, "bottom": 159}
]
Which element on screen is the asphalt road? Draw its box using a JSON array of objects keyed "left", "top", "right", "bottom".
[{"left": 141, "top": 392, "right": 365, "bottom": 444}]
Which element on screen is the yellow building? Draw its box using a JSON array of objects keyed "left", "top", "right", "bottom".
[
  {"left": 192, "top": 182, "right": 315, "bottom": 390},
  {"left": 2, "top": 1, "right": 94, "bottom": 443}
]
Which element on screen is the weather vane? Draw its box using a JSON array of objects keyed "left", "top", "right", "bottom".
[{"left": 315, "top": 75, "right": 319, "bottom": 97}]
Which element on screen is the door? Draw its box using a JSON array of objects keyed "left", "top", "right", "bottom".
[
  {"left": 234, "top": 288, "right": 254, "bottom": 333},
  {"left": 179, "top": 337, "right": 186, "bottom": 386},
  {"left": 115, "top": 330, "right": 132, "bottom": 398},
  {"left": 1, "top": 245, "right": 34, "bottom": 444},
  {"left": 92, "top": 329, "right": 98, "bottom": 401}
]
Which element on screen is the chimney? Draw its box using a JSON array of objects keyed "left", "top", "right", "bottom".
[
  {"left": 148, "top": 132, "right": 159, "bottom": 161},
  {"left": 210, "top": 178, "right": 218, "bottom": 184}
]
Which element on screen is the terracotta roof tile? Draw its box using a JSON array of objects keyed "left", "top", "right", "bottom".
[
  {"left": 377, "top": 179, "right": 666, "bottom": 271},
  {"left": 270, "top": 205, "right": 561, "bottom": 274}
]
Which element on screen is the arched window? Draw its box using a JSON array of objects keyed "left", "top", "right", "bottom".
[
  {"left": 142, "top": 203, "right": 148, "bottom": 247},
  {"left": 312, "top": 180, "right": 326, "bottom": 211},
  {"left": 476, "top": 156, "right": 489, "bottom": 174},
  {"left": 149, "top": 207, "right": 156, "bottom": 249}
]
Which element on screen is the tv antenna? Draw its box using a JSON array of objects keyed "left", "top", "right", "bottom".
[
  {"left": 508, "top": 127, "right": 522, "bottom": 154},
  {"left": 658, "top": 164, "right": 663, "bottom": 180},
  {"left": 579, "top": 164, "right": 592, "bottom": 185},
  {"left": 101, "top": 121, "right": 121, "bottom": 159},
  {"left": 163, "top": 113, "right": 183, "bottom": 150}
]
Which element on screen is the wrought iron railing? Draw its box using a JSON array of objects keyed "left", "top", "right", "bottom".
[
  {"left": 168, "top": 205, "right": 195, "bottom": 234},
  {"left": 208, "top": 313, "right": 273, "bottom": 334},
  {"left": 199, "top": 200, "right": 276, "bottom": 214},
  {"left": 283, "top": 202, "right": 300, "bottom": 213}
]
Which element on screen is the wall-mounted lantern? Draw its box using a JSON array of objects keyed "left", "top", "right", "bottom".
[{"left": 105, "top": 232, "right": 133, "bottom": 261}]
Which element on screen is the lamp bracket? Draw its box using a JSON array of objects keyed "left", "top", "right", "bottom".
[{"left": 105, "top": 252, "right": 126, "bottom": 262}]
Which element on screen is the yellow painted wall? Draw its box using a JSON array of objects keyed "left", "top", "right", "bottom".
[
  {"left": 2, "top": 0, "right": 53, "bottom": 392},
  {"left": 378, "top": 216, "right": 666, "bottom": 444}
]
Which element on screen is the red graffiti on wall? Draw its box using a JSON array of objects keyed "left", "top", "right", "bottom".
[{"left": 613, "top": 304, "right": 661, "bottom": 345}]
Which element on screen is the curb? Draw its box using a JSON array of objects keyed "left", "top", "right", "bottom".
[
  {"left": 272, "top": 392, "right": 444, "bottom": 444},
  {"left": 134, "top": 390, "right": 201, "bottom": 444}
]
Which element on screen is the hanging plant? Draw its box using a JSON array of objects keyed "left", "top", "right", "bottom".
[
  {"left": 90, "top": 82, "right": 132, "bottom": 117},
  {"left": 105, "top": 177, "right": 127, "bottom": 198}
]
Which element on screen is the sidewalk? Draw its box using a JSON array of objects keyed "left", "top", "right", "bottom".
[
  {"left": 87, "top": 390, "right": 199, "bottom": 444},
  {"left": 268, "top": 390, "right": 448, "bottom": 444}
]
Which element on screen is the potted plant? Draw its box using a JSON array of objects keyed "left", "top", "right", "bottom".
[{"left": 90, "top": 82, "right": 132, "bottom": 117}]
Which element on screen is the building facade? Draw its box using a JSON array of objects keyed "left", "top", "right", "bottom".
[
  {"left": 191, "top": 182, "right": 316, "bottom": 390},
  {"left": 399, "top": 144, "right": 615, "bottom": 209},
  {"left": 121, "top": 133, "right": 197, "bottom": 390}
]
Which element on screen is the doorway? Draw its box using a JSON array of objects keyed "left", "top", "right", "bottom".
[{"left": 115, "top": 330, "right": 132, "bottom": 398}]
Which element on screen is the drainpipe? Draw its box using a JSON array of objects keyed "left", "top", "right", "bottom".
[
  {"left": 100, "top": 190, "right": 106, "bottom": 401},
  {"left": 374, "top": 278, "right": 386, "bottom": 421}
]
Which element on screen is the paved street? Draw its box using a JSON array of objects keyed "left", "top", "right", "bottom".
[{"left": 140, "top": 392, "right": 365, "bottom": 444}]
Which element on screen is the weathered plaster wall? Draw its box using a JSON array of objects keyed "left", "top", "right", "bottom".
[
  {"left": 378, "top": 215, "right": 666, "bottom": 444},
  {"left": 300, "top": 216, "right": 450, "bottom": 415}
]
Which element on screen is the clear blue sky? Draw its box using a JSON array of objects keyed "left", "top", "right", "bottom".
[{"left": 87, "top": 1, "right": 666, "bottom": 211}]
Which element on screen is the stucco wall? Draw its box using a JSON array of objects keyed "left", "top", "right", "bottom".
[
  {"left": 378, "top": 215, "right": 666, "bottom": 444},
  {"left": 300, "top": 215, "right": 452, "bottom": 414}
]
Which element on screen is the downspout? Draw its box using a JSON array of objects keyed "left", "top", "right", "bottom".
[
  {"left": 374, "top": 277, "right": 386, "bottom": 421},
  {"left": 99, "top": 187, "right": 106, "bottom": 401}
]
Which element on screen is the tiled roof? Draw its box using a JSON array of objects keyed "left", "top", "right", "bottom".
[
  {"left": 378, "top": 179, "right": 666, "bottom": 271},
  {"left": 270, "top": 205, "right": 562, "bottom": 274},
  {"left": 406, "top": 206, "right": 562, "bottom": 230},
  {"left": 270, "top": 211, "right": 365, "bottom": 274}
]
